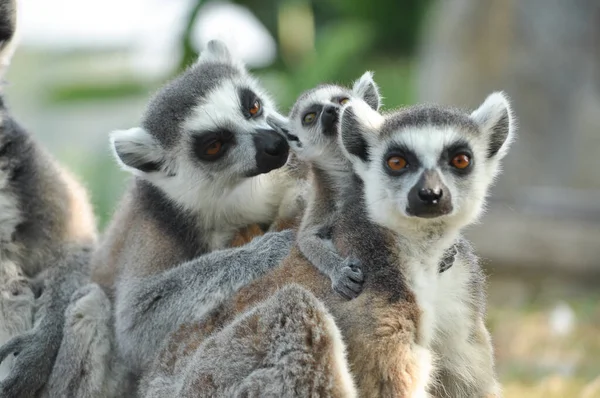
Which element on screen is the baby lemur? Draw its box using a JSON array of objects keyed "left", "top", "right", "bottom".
[
  {"left": 88, "top": 40, "right": 301, "bottom": 382},
  {"left": 0, "top": 1, "right": 98, "bottom": 396},
  {"left": 143, "top": 84, "right": 514, "bottom": 397}
]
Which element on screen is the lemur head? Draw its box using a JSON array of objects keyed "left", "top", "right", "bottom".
[
  {"left": 267, "top": 71, "right": 381, "bottom": 168},
  {"left": 109, "top": 40, "right": 289, "bottom": 209},
  {"left": 339, "top": 92, "right": 516, "bottom": 235}
]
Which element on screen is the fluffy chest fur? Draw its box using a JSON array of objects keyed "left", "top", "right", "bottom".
[{"left": 402, "top": 242, "right": 472, "bottom": 349}]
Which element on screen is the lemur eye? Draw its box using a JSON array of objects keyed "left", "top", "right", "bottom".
[
  {"left": 387, "top": 156, "right": 407, "bottom": 171},
  {"left": 451, "top": 154, "right": 470, "bottom": 169},
  {"left": 249, "top": 100, "right": 261, "bottom": 116},
  {"left": 303, "top": 112, "right": 317, "bottom": 125},
  {"left": 338, "top": 97, "right": 350, "bottom": 105},
  {"left": 205, "top": 141, "right": 223, "bottom": 156}
]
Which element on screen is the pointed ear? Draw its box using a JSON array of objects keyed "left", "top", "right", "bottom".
[
  {"left": 470, "top": 91, "right": 516, "bottom": 160},
  {"left": 197, "top": 40, "right": 232, "bottom": 63},
  {"left": 338, "top": 101, "right": 383, "bottom": 168},
  {"left": 109, "top": 127, "right": 166, "bottom": 175},
  {"left": 352, "top": 71, "right": 382, "bottom": 111},
  {"left": 0, "top": 0, "right": 18, "bottom": 77}
]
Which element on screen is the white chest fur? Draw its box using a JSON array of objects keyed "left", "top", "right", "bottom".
[{"left": 405, "top": 252, "right": 474, "bottom": 350}]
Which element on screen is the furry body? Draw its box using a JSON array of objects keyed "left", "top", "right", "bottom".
[{"left": 142, "top": 89, "right": 513, "bottom": 397}]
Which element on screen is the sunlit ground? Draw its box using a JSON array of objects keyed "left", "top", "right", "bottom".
[{"left": 486, "top": 268, "right": 600, "bottom": 398}]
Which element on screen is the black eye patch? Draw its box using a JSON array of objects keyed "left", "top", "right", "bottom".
[
  {"left": 192, "top": 129, "right": 236, "bottom": 162},
  {"left": 239, "top": 87, "right": 263, "bottom": 119},
  {"left": 382, "top": 145, "right": 420, "bottom": 176},
  {"left": 441, "top": 141, "right": 474, "bottom": 176},
  {"left": 301, "top": 104, "right": 324, "bottom": 126}
]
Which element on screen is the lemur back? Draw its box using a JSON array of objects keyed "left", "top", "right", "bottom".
[{"left": 0, "top": 1, "right": 98, "bottom": 396}]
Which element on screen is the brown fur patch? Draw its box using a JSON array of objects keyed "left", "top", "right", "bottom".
[
  {"left": 157, "top": 244, "right": 422, "bottom": 397},
  {"left": 229, "top": 224, "right": 266, "bottom": 248}
]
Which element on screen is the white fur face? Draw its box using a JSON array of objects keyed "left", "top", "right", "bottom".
[
  {"left": 109, "top": 40, "right": 290, "bottom": 212},
  {"left": 339, "top": 92, "right": 515, "bottom": 236},
  {"left": 268, "top": 72, "right": 381, "bottom": 171}
]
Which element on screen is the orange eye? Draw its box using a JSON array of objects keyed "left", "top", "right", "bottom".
[
  {"left": 339, "top": 97, "right": 350, "bottom": 105},
  {"left": 249, "top": 100, "right": 261, "bottom": 116},
  {"left": 205, "top": 141, "right": 223, "bottom": 156},
  {"left": 387, "top": 156, "right": 407, "bottom": 171},
  {"left": 451, "top": 154, "right": 470, "bottom": 169}
]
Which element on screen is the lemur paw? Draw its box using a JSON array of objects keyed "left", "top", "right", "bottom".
[
  {"left": 0, "top": 326, "right": 55, "bottom": 398},
  {"left": 332, "top": 257, "right": 364, "bottom": 300},
  {"left": 66, "top": 283, "right": 111, "bottom": 324},
  {"left": 1, "top": 278, "right": 33, "bottom": 301}
]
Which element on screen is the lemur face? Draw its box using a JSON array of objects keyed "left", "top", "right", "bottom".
[
  {"left": 110, "top": 40, "right": 289, "bottom": 206},
  {"left": 267, "top": 72, "right": 381, "bottom": 165},
  {"left": 339, "top": 92, "right": 515, "bottom": 232}
]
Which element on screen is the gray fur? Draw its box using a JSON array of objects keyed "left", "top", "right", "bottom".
[
  {"left": 141, "top": 284, "right": 355, "bottom": 398},
  {"left": 379, "top": 103, "right": 480, "bottom": 139},
  {"left": 40, "top": 283, "right": 132, "bottom": 398},
  {"left": 0, "top": 3, "right": 98, "bottom": 396},
  {"left": 115, "top": 229, "right": 294, "bottom": 374}
]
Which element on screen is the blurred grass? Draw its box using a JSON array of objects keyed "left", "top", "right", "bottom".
[{"left": 486, "top": 271, "right": 600, "bottom": 398}]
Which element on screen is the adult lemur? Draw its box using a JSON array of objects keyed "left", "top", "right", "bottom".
[
  {"left": 87, "top": 40, "right": 304, "bottom": 383},
  {"left": 143, "top": 83, "right": 513, "bottom": 397},
  {"left": 0, "top": 1, "right": 98, "bottom": 397},
  {"left": 139, "top": 74, "right": 387, "bottom": 397}
]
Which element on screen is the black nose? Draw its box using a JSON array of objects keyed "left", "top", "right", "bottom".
[
  {"left": 406, "top": 170, "right": 453, "bottom": 218},
  {"left": 252, "top": 129, "right": 290, "bottom": 175},
  {"left": 320, "top": 105, "right": 339, "bottom": 135},
  {"left": 418, "top": 187, "right": 443, "bottom": 204}
]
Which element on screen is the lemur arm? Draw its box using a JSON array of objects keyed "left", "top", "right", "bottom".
[
  {"left": 297, "top": 204, "right": 364, "bottom": 300},
  {"left": 115, "top": 229, "right": 295, "bottom": 372},
  {"left": 0, "top": 244, "right": 92, "bottom": 398}
]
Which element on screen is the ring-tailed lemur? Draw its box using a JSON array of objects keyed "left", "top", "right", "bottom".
[
  {"left": 142, "top": 88, "right": 513, "bottom": 397},
  {"left": 87, "top": 40, "right": 300, "bottom": 382},
  {"left": 337, "top": 93, "right": 514, "bottom": 397},
  {"left": 0, "top": 1, "right": 99, "bottom": 396},
  {"left": 138, "top": 73, "right": 387, "bottom": 397}
]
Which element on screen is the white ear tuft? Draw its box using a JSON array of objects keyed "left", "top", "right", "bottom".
[
  {"left": 109, "top": 127, "right": 165, "bottom": 176},
  {"left": 352, "top": 71, "right": 382, "bottom": 111},
  {"left": 197, "top": 39, "right": 232, "bottom": 63},
  {"left": 470, "top": 91, "right": 516, "bottom": 159}
]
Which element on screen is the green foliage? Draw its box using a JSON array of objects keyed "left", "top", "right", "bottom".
[{"left": 46, "top": 80, "right": 149, "bottom": 104}]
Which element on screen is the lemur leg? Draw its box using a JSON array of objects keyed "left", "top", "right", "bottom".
[{"left": 41, "top": 283, "right": 131, "bottom": 398}]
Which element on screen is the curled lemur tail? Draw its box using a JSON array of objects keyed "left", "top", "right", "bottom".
[
  {"left": 142, "top": 284, "right": 357, "bottom": 398},
  {"left": 40, "top": 284, "right": 130, "bottom": 398}
]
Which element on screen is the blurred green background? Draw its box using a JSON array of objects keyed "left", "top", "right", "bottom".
[{"left": 5, "top": 1, "right": 600, "bottom": 396}]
